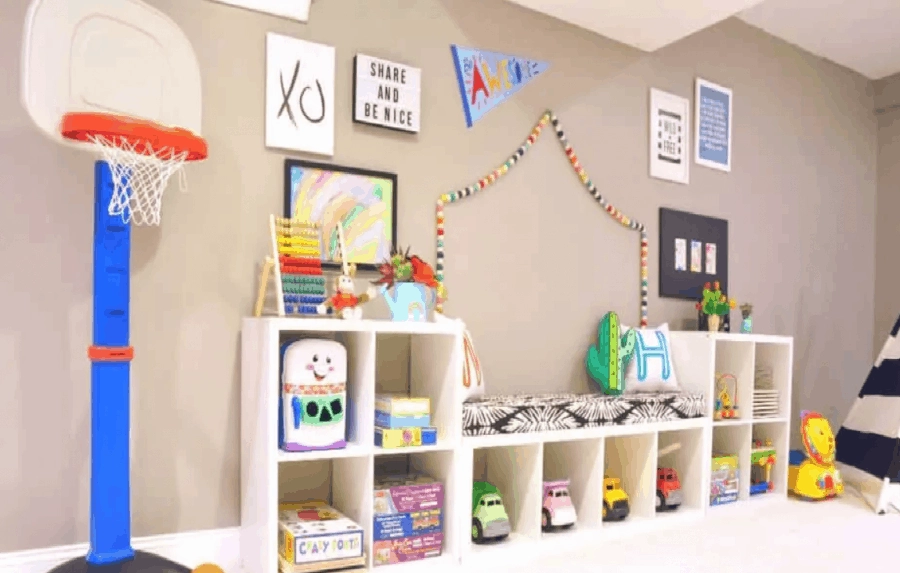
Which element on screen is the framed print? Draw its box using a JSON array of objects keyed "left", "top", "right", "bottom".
[
  {"left": 284, "top": 159, "right": 398, "bottom": 272},
  {"left": 649, "top": 88, "right": 690, "bottom": 184},
  {"left": 694, "top": 77, "right": 733, "bottom": 172}
]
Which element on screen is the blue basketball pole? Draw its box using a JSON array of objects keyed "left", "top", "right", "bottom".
[{"left": 86, "top": 160, "right": 135, "bottom": 565}]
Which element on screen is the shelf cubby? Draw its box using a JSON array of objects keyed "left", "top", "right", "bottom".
[
  {"left": 277, "top": 329, "right": 376, "bottom": 453},
  {"left": 471, "top": 444, "right": 543, "bottom": 550},
  {"left": 375, "top": 331, "right": 462, "bottom": 449},
  {"left": 711, "top": 422, "right": 752, "bottom": 504},
  {"left": 753, "top": 342, "right": 792, "bottom": 420},
  {"left": 713, "top": 338, "right": 755, "bottom": 422},
  {"left": 279, "top": 455, "right": 373, "bottom": 566},
  {"left": 542, "top": 438, "right": 605, "bottom": 532},
  {"left": 751, "top": 421, "right": 789, "bottom": 497},
  {"left": 657, "top": 428, "right": 705, "bottom": 515},
  {"left": 372, "top": 450, "right": 457, "bottom": 569},
  {"left": 604, "top": 433, "right": 656, "bottom": 523}
]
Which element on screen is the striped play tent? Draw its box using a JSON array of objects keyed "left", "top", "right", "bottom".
[{"left": 835, "top": 314, "right": 900, "bottom": 514}]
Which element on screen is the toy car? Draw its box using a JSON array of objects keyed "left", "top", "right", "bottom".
[
  {"left": 472, "top": 481, "right": 511, "bottom": 542},
  {"left": 541, "top": 480, "right": 577, "bottom": 531},
  {"left": 656, "top": 467, "right": 682, "bottom": 511},
  {"left": 601, "top": 476, "right": 629, "bottom": 521}
]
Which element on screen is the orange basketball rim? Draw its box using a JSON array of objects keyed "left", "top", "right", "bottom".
[{"left": 60, "top": 111, "right": 208, "bottom": 161}]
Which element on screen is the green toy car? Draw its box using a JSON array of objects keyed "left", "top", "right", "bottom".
[{"left": 472, "top": 481, "right": 511, "bottom": 542}]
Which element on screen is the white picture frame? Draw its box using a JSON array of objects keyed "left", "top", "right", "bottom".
[
  {"left": 353, "top": 54, "right": 422, "bottom": 133},
  {"left": 207, "top": 0, "right": 311, "bottom": 23},
  {"left": 694, "top": 78, "right": 733, "bottom": 172},
  {"left": 649, "top": 88, "right": 690, "bottom": 185},
  {"left": 265, "top": 33, "right": 335, "bottom": 156}
]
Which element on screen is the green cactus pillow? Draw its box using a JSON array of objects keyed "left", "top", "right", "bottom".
[
  {"left": 620, "top": 323, "right": 681, "bottom": 393},
  {"left": 585, "top": 311, "right": 637, "bottom": 396}
]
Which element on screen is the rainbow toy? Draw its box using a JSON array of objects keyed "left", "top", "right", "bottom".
[
  {"left": 269, "top": 215, "right": 329, "bottom": 316},
  {"left": 434, "top": 110, "right": 649, "bottom": 328}
]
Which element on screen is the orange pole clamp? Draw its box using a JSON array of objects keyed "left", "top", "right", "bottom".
[{"left": 88, "top": 345, "right": 135, "bottom": 362}]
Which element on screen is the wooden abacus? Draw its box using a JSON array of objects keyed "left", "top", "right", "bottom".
[{"left": 254, "top": 215, "right": 328, "bottom": 317}]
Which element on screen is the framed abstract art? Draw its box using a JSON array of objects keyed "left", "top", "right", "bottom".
[{"left": 284, "top": 159, "right": 398, "bottom": 272}]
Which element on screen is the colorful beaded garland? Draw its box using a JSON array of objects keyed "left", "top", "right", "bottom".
[{"left": 435, "top": 111, "right": 649, "bottom": 328}]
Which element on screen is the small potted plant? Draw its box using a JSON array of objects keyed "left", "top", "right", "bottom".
[
  {"left": 696, "top": 281, "right": 736, "bottom": 332},
  {"left": 372, "top": 245, "right": 446, "bottom": 322}
]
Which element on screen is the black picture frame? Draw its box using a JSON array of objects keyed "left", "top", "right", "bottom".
[
  {"left": 658, "top": 207, "right": 729, "bottom": 300},
  {"left": 283, "top": 158, "right": 398, "bottom": 273}
]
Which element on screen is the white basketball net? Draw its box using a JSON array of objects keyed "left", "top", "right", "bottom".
[{"left": 86, "top": 134, "right": 190, "bottom": 226}]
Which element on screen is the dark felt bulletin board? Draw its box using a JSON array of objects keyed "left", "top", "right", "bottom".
[{"left": 658, "top": 207, "right": 728, "bottom": 300}]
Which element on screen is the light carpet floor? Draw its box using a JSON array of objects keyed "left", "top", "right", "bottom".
[{"left": 495, "top": 494, "right": 900, "bottom": 573}]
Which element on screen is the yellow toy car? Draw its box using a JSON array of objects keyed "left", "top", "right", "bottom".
[
  {"left": 788, "top": 411, "right": 843, "bottom": 500},
  {"left": 602, "top": 476, "right": 630, "bottom": 521}
]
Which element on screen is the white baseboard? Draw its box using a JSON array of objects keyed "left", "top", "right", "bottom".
[{"left": 0, "top": 528, "right": 241, "bottom": 573}]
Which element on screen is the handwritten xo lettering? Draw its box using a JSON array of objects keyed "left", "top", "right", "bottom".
[{"left": 278, "top": 60, "right": 326, "bottom": 127}]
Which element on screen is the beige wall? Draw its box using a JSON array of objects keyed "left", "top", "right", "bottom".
[
  {"left": 875, "top": 73, "right": 900, "bottom": 350},
  {"left": 0, "top": 0, "right": 878, "bottom": 552}
]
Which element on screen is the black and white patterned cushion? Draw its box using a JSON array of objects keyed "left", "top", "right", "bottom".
[{"left": 463, "top": 392, "right": 706, "bottom": 436}]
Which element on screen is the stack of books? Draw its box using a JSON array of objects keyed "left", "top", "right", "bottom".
[
  {"left": 374, "top": 394, "right": 437, "bottom": 449},
  {"left": 373, "top": 474, "right": 443, "bottom": 567},
  {"left": 753, "top": 365, "right": 779, "bottom": 418}
]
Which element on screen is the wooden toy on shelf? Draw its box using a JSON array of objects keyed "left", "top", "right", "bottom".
[
  {"left": 472, "top": 481, "right": 510, "bottom": 542},
  {"left": 541, "top": 480, "right": 577, "bottom": 531},
  {"left": 714, "top": 373, "right": 740, "bottom": 420},
  {"left": 788, "top": 411, "right": 843, "bottom": 500},
  {"left": 255, "top": 215, "right": 328, "bottom": 318},
  {"left": 750, "top": 439, "right": 776, "bottom": 495},
  {"left": 316, "top": 223, "right": 378, "bottom": 320},
  {"left": 601, "top": 475, "right": 630, "bottom": 521}
]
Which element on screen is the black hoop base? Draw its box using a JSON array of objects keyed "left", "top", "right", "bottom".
[{"left": 46, "top": 551, "right": 192, "bottom": 573}]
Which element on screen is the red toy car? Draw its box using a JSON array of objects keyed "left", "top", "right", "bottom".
[{"left": 656, "top": 467, "right": 682, "bottom": 511}]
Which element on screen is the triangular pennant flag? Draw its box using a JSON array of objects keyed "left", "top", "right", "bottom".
[{"left": 450, "top": 45, "right": 549, "bottom": 128}]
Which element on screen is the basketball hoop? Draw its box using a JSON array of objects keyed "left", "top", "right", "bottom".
[{"left": 60, "top": 112, "right": 208, "bottom": 226}]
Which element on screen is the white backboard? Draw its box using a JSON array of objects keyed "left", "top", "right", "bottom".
[{"left": 21, "top": 0, "right": 203, "bottom": 146}]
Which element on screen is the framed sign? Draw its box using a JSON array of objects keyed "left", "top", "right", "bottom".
[
  {"left": 694, "top": 78, "right": 733, "bottom": 172},
  {"left": 649, "top": 88, "right": 690, "bottom": 185},
  {"left": 353, "top": 55, "right": 421, "bottom": 133},
  {"left": 659, "top": 207, "right": 728, "bottom": 300},
  {"left": 284, "top": 159, "right": 398, "bottom": 272},
  {"left": 265, "top": 33, "right": 335, "bottom": 156}
]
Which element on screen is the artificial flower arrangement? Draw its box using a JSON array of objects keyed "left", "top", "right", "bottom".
[
  {"left": 371, "top": 246, "right": 447, "bottom": 322},
  {"left": 696, "top": 281, "right": 736, "bottom": 331},
  {"left": 373, "top": 245, "right": 443, "bottom": 293}
]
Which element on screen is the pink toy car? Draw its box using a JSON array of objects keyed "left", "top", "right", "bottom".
[{"left": 541, "top": 480, "right": 577, "bottom": 531}]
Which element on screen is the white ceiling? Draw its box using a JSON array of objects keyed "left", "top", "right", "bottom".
[
  {"left": 505, "top": 0, "right": 766, "bottom": 52},
  {"left": 506, "top": 0, "right": 900, "bottom": 80},
  {"left": 739, "top": 0, "right": 900, "bottom": 80}
]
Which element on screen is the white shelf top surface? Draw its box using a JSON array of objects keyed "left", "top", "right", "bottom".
[{"left": 244, "top": 316, "right": 465, "bottom": 335}]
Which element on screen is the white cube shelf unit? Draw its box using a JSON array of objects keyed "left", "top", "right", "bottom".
[{"left": 241, "top": 319, "right": 792, "bottom": 572}]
